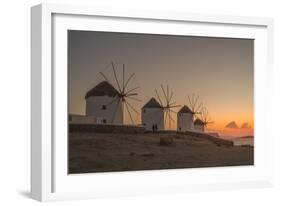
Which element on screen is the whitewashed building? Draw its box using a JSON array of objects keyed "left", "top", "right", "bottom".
[
  {"left": 141, "top": 98, "right": 164, "bottom": 131},
  {"left": 85, "top": 81, "right": 123, "bottom": 125},
  {"left": 194, "top": 118, "right": 205, "bottom": 132},
  {"left": 177, "top": 105, "right": 194, "bottom": 132}
]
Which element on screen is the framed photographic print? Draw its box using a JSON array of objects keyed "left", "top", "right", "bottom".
[{"left": 31, "top": 3, "right": 274, "bottom": 201}]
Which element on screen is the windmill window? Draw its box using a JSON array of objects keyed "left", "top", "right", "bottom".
[
  {"left": 102, "top": 119, "right": 107, "bottom": 124},
  {"left": 101, "top": 105, "right": 107, "bottom": 110}
]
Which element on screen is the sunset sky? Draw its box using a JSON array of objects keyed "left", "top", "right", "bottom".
[{"left": 68, "top": 30, "right": 254, "bottom": 137}]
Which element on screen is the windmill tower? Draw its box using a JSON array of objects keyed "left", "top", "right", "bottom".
[
  {"left": 141, "top": 98, "right": 164, "bottom": 131},
  {"left": 194, "top": 107, "right": 214, "bottom": 132},
  {"left": 193, "top": 118, "right": 205, "bottom": 132},
  {"left": 154, "top": 84, "right": 181, "bottom": 130},
  {"left": 177, "top": 105, "right": 194, "bottom": 132},
  {"left": 85, "top": 62, "right": 140, "bottom": 125},
  {"left": 176, "top": 94, "right": 202, "bottom": 132}
]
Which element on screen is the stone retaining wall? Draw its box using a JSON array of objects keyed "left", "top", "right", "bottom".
[{"left": 69, "top": 124, "right": 145, "bottom": 134}]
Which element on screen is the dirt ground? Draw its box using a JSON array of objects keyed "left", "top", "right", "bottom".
[{"left": 68, "top": 132, "right": 254, "bottom": 174}]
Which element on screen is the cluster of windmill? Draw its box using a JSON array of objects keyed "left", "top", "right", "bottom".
[{"left": 83, "top": 62, "right": 213, "bottom": 133}]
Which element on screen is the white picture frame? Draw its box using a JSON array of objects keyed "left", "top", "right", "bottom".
[{"left": 31, "top": 3, "right": 274, "bottom": 202}]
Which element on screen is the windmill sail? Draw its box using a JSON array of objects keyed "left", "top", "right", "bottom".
[
  {"left": 200, "top": 106, "right": 214, "bottom": 130},
  {"left": 99, "top": 61, "right": 140, "bottom": 124},
  {"left": 155, "top": 84, "right": 180, "bottom": 130},
  {"left": 187, "top": 93, "right": 203, "bottom": 120}
]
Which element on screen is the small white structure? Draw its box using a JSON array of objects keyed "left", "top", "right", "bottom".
[
  {"left": 177, "top": 105, "right": 194, "bottom": 132},
  {"left": 194, "top": 118, "right": 205, "bottom": 132},
  {"left": 141, "top": 98, "right": 164, "bottom": 131},
  {"left": 69, "top": 114, "right": 97, "bottom": 124},
  {"left": 85, "top": 81, "right": 123, "bottom": 125}
]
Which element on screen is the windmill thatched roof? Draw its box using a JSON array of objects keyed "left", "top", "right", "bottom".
[
  {"left": 178, "top": 105, "right": 193, "bottom": 114},
  {"left": 85, "top": 81, "right": 119, "bottom": 99},
  {"left": 194, "top": 118, "right": 205, "bottom": 126},
  {"left": 142, "top": 98, "right": 162, "bottom": 108}
]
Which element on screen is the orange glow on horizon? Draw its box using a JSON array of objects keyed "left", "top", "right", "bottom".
[{"left": 68, "top": 31, "right": 254, "bottom": 138}]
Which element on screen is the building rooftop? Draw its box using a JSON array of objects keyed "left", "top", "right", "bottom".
[
  {"left": 194, "top": 118, "right": 205, "bottom": 126},
  {"left": 142, "top": 98, "right": 162, "bottom": 108},
  {"left": 85, "top": 81, "right": 119, "bottom": 99},
  {"left": 178, "top": 105, "right": 193, "bottom": 114}
]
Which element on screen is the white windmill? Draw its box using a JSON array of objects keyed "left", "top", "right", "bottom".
[
  {"left": 176, "top": 94, "right": 202, "bottom": 132},
  {"left": 177, "top": 105, "right": 194, "bottom": 132},
  {"left": 141, "top": 97, "right": 164, "bottom": 131},
  {"left": 154, "top": 84, "right": 181, "bottom": 130},
  {"left": 85, "top": 61, "right": 140, "bottom": 125},
  {"left": 194, "top": 106, "right": 214, "bottom": 132}
]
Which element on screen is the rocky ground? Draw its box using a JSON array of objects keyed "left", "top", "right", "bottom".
[{"left": 68, "top": 132, "right": 254, "bottom": 174}]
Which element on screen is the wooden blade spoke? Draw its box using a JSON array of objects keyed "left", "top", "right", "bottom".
[
  {"left": 123, "top": 73, "right": 135, "bottom": 91},
  {"left": 169, "top": 92, "right": 174, "bottom": 103},
  {"left": 126, "top": 96, "right": 142, "bottom": 102},
  {"left": 193, "top": 95, "right": 199, "bottom": 110},
  {"left": 195, "top": 102, "right": 203, "bottom": 113},
  {"left": 122, "top": 64, "right": 125, "bottom": 92},
  {"left": 188, "top": 96, "right": 193, "bottom": 111},
  {"left": 169, "top": 111, "right": 171, "bottom": 129},
  {"left": 167, "top": 110, "right": 175, "bottom": 122},
  {"left": 124, "top": 101, "right": 134, "bottom": 124},
  {"left": 111, "top": 62, "right": 122, "bottom": 93},
  {"left": 126, "top": 93, "right": 138, "bottom": 96},
  {"left": 125, "top": 86, "right": 140, "bottom": 95},
  {"left": 169, "top": 101, "right": 176, "bottom": 106},
  {"left": 167, "top": 85, "right": 169, "bottom": 105},
  {"left": 200, "top": 113, "right": 204, "bottom": 121},
  {"left": 169, "top": 109, "right": 176, "bottom": 114},
  {"left": 111, "top": 99, "right": 120, "bottom": 124},
  {"left": 125, "top": 100, "right": 140, "bottom": 115},
  {"left": 155, "top": 89, "right": 163, "bottom": 106},
  {"left": 169, "top": 105, "right": 181, "bottom": 108},
  {"left": 99, "top": 72, "right": 110, "bottom": 83},
  {"left": 164, "top": 111, "right": 168, "bottom": 128},
  {"left": 161, "top": 84, "right": 168, "bottom": 104}
]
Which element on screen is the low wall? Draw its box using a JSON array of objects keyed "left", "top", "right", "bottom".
[
  {"left": 69, "top": 124, "right": 146, "bottom": 134},
  {"left": 69, "top": 114, "right": 96, "bottom": 124}
]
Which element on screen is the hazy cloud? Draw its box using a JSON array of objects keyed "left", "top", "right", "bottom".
[{"left": 225, "top": 121, "right": 238, "bottom": 129}]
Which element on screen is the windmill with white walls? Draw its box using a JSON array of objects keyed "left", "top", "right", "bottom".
[
  {"left": 85, "top": 62, "right": 140, "bottom": 125},
  {"left": 141, "top": 84, "right": 180, "bottom": 131}
]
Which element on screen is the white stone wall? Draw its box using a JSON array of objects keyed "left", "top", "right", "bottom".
[
  {"left": 85, "top": 96, "right": 123, "bottom": 125},
  {"left": 141, "top": 108, "right": 164, "bottom": 131},
  {"left": 69, "top": 114, "right": 97, "bottom": 124},
  {"left": 194, "top": 125, "right": 204, "bottom": 132},
  {"left": 177, "top": 113, "right": 194, "bottom": 132}
]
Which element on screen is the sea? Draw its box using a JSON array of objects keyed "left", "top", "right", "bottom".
[{"left": 221, "top": 136, "right": 254, "bottom": 146}]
